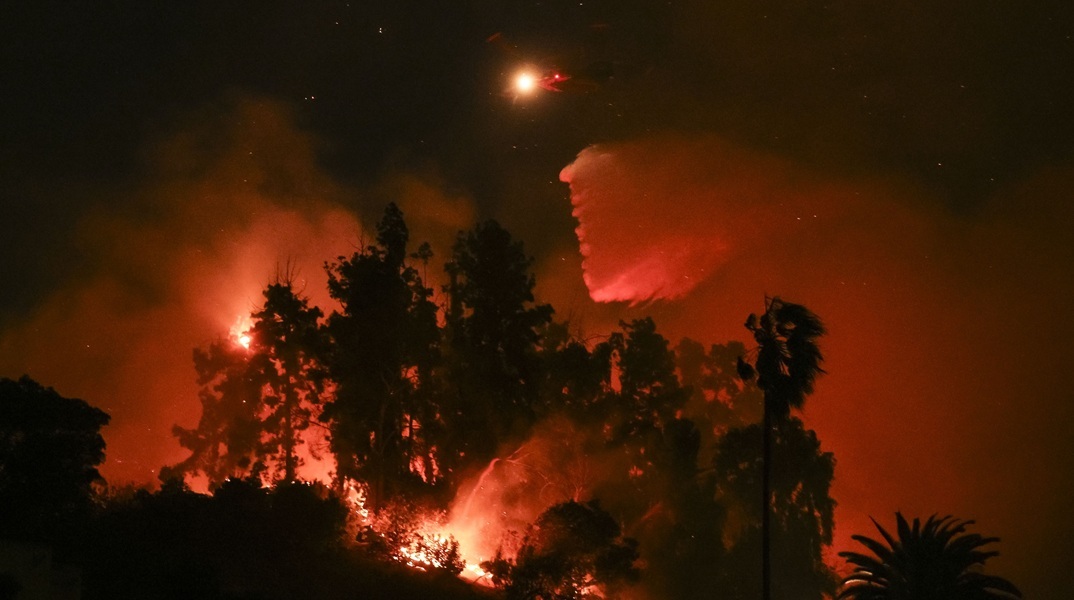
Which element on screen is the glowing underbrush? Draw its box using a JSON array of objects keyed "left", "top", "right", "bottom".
[{"left": 347, "top": 492, "right": 492, "bottom": 583}]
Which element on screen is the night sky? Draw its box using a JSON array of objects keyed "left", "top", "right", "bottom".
[{"left": 3, "top": 1, "right": 1073, "bottom": 596}]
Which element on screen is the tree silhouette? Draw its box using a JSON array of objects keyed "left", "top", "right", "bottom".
[
  {"left": 636, "top": 415, "right": 727, "bottom": 600},
  {"left": 442, "top": 220, "right": 552, "bottom": 467},
  {"left": 84, "top": 477, "right": 353, "bottom": 599},
  {"left": 677, "top": 338, "right": 762, "bottom": 439},
  {"left": 166, "top": 282, "right": 327, "bottom": 487},
  {"left": 589, "top": 318, "right": 692, "bottom": 519},
  {"left": 608, "top": 317, "right": 686, "bottom": 431},
  {"left": 713, "top": 417, "right": 837, "bottom": 600},
  {"left": 325, "top": 203, "right": 442, "bottom": 509},
  {"left": 248, "top": 281, "right": 328, "bottom": 484},
  {"left": 165, "top": 337, "right": 264, "bottom": 486},
  {"left": 739, "top": 296, "right": 827, "bottom": 600},
  {"left": 0, "top": 376, "right": 110, "bottom": 541},
  {"left": 533, "top": 321, "right": 605, "bottom": 420},
  {"left": 484, "top": 499, "right": 639, "bottom": 600},
  {"left": 839, "top": 513, "right": 1022, "bottom": 600}
]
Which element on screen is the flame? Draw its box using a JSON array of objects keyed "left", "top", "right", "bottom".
[
  {"left": 229, "top": 314, "right": 254, "bottom": 349},
  {"left": 395, "top": 533, "right": 459, "bottom": 571}
]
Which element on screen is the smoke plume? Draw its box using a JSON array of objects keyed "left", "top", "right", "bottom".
[
  {"left": 558, "top": 134, "right": 1074, "bottom": 593},
  {"left": 0, "top": 97, "right": 476, "bottom": 485}
]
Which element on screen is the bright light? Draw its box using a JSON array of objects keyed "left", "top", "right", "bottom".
[
  {"left": 515, "top": 72, "right": 537, "bottom": 94},
  {"left": 229, "top": 315, "right": 254, "bottom": 350}
]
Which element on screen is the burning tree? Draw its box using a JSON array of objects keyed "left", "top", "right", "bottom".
[
  {"left": 157, "top": 208, "right": 846, "bottom": 600},
  {"left": 165, "top": 282, "right": 328, "bottom": 487},
  {"left": 358, "top": 501, "right": 467, "bottom": 576},
  {"left": 247, "top": 281, "right": 330, "bottom": 484}
]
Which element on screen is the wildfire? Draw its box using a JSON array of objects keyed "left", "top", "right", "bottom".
[
  {"left": 395, "top": 533, "right": 464, "bottom": 573},
  {"left": 392, "top": 529, "right": 492, "bottom": 584},
  {"left": 343, "top": 484, "right": 493, "bottom": 584},
  {"left": 340, "top": 429, "right": 604, "bottom": 588},
  {"left": 229, "top": 314, "right": 254, "bottom": 350}
]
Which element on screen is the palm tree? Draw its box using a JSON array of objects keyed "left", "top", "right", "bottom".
[
  {"left": 839, "top": 513, "right": 1022, "bottom": 600},
  {"left": 740, "top": 296, "right": 827, "bottom": 600}
]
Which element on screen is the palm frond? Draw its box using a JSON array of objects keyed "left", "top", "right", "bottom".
[
  {"left": 839, "top": 512, "right": 1021, "bottom": 600},
  {"left": 960, "top": 572, "right": 1023, "bottom": 599}
]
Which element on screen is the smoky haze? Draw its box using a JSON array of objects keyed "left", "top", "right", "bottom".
[
  {"left": 2, "top": 95, "right": 1070, "bottom": 597},
  {"left": 556, "top": 134, "right": 1074, "bottom": 596},
  {"left": 0, "top": 97, "right": 477, "bottom": 486}
]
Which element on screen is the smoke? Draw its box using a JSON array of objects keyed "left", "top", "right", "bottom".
[
  {"left": 367, "top": 170, "right": 478, "bottom": 295},
  {"left": 559, "top": 134, "right": 940, "bottom": 304},
  {"left": 445, "top": 416, "right": 642, "bottom": 568},
  {"left": 0, "top": 96, "right": 476, "bottom": 486},
  {"left": 557, "top": 134, "right": 1074, "bottom": 596}
]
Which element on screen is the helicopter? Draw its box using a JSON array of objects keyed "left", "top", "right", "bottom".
[
  {"left": 511, "top": 61, "right": 614, "bottom": 94},
  {"left": 487, "top": 32, "right": 615, "bottom": 96}
]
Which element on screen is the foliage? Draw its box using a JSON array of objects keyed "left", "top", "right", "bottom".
[
  {"left": 839, "top": 513, "right": 1022, "bottom": 600},
  {"left": 593, "top": 317, "right": 688, "bottom": 435},
  {"left": 249, "top": 282, "right": 329, "bottom": 483},
  {"left": 677, "top": 338, "right": 762, "bottom": 436},
  {"left": 0, "top": 376, "right": 110, "bottom": 541},
  {"left": 736, "top": 297, "right": 828, "bottom": 600},
  {"left": 484, "top": 500, "right": 639, "bottom": 600},
  {"left": 356, "top": 500, "right": 465, "bottom": 576},
  {"left": 151, "top": 210, "right": 852, "bottom": 600},
  {"left": 442, "top": 219, "right": 552, "bottom": 468},
  {"left": 714, "top": 418, "right": 836, "bottom": 536},
  {"left": 632, "top": 415, "right": 727, "bottom": 599},
  {"left": 712, "top": 417, "right": 838, "bottom": 600},
  {"left": 588, "top": 318, "right": 691, "bottom": 520},
  {"left": 741, "top": 296, "right": 826, "bottom": 417},
  {"left": 324, "top": 203, "right": 443, "bottom": 509},
  {"left": 165, "top": 338, "right": 264, "bottom": 486},
  {"left": 165, "top": 282, "right": 327, "bottom": 487},
  {"left": 533, "top": 321, "right": 605, "bottom": 419},
  {"left": 80, "top": 479, "right": 489, "bottom": 600}
]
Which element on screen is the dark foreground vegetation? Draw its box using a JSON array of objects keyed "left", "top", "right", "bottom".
[
  {"left": 0, "top": 206, "right": 1020, "bottom": 600},
  {"left": 82, "top": 480, "right": 490, "bottom": 600}
]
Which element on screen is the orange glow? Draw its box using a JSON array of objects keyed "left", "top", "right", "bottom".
[
  {"left": 554, "top": 134, "right": 1074, "bottom": 592},
  {"left": 515, "top": 72, "right": 537, "bottom": 94},
  {"left": 229, "top": 315, "right": 254, "bottom": 350}
]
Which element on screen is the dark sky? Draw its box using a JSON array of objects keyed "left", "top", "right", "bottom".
[{"left": 2, "top": 1, "right": 1073, "bottom": 596}]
